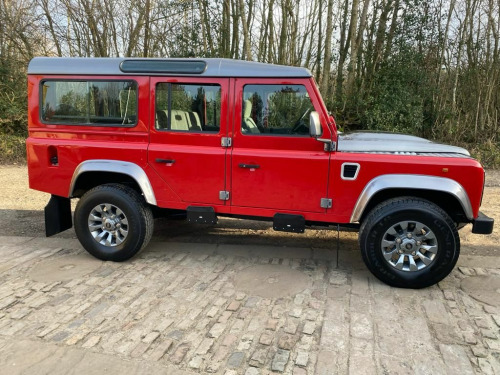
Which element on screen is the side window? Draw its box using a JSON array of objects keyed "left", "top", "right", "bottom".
[
  {"left": 41, "top": 80, "right": 137, "bottom": 126},
  {"left": 155, "top": 83, "right": 221, "bottom": 133},
  {"left": 242, "top": 84, "right": 314, "bottom": 136}
]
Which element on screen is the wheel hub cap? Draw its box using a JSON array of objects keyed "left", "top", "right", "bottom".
[
  {"left": 88, "top": 204, "right": 129, "bottom": 247},
  {"left": 381, "top": 220, "right": 438, "bottom": 272},
  {"left": 401, "top": 239, "right": 416, "bottom": 253}
]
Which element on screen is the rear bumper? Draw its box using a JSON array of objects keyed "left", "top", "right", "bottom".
[{"left": 472, "top": 212, "right": 494, "bottom": 234}]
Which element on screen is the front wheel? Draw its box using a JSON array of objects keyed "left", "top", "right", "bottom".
[
  {"left": 359, "top": 197, "right": 460, "bottom": 289},
  {"left": 74, "top": 184, "right": 154, "bottom": 261}
]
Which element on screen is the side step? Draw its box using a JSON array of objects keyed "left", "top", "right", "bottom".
[
  {"left": 186, "top": 206, "right": 218, "bottom": 225},
  {"left": 273, "top": 213, "right": 305, "bottom": 233}
]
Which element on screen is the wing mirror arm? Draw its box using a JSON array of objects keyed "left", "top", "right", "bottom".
[{"left": 309, "top": 111, "right": 336, "bottom": 152}]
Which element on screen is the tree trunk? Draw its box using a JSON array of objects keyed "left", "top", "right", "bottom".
[
  {"left": 371, "top": 0, "right": 393, "bottom": 74},
  {"left": 321, "top": 0, "right": 334, "bottom": 96},
  {"left": 336, "top": 0, "right": 350, "bottom": 101},
  {"left": 383, "top": 0, "right": 399, "bottom": 60},
  {"left": 278, "top": 0, "right": 289, "bottom": 64},
  {"left": 345, "top": 0, "right": 360, "bottom": 93}
]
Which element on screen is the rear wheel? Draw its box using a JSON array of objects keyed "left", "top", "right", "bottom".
[
  {"left": 359, "top": 197, "right": 460, "bottom": 288},
  {"left": 74, "top": 184, "right": 153, "bottom": 261}
]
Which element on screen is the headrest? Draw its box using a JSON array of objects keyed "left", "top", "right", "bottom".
[{"left": 244, "top": 99, "right": 252, "bottom": 118}]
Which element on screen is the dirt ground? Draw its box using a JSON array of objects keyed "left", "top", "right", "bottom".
[{"left": 0, "top": 165, "right": 498, "bottom": 257}]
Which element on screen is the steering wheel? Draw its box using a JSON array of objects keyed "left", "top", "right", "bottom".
[{"left": 290, "top": 107, "right": 312, "bottom": 134}]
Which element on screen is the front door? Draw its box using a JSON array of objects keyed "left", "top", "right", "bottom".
[
  {"left": 230, "top": 78, "right": 332, "bottom": 213},
  {"left": 148, "top": 77, "right": 229, "bottom": 205}
]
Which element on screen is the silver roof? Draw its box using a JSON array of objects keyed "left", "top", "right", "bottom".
[{"left": 28, "top": 57, "right": 312, "bottom": 78}]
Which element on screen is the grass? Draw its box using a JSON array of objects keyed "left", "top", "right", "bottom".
[
  {"left": 468, "top": 140, "right": 500, "bottom": 169},
  {"left": 0, "top": 134, "right": 26, "bottom": 164}
]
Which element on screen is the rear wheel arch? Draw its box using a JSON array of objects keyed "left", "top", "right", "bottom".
[
  {"left": 72, "top": 171, "right": 141, "bottom": 198},
  {"left": 69, "top": 160, "right": 157, "bottom": 205}
]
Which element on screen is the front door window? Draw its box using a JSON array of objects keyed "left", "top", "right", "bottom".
[{"left": 242, "top": 84, "right": 314, "bottom": 136}]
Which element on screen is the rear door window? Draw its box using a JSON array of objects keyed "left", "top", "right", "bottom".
[{"left": 155, "top": 83, "right": 221, "bottom": 133}]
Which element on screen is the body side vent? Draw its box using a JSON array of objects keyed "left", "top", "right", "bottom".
[{"left": 341, "top": 163, "right": 360, "bottom": 180}]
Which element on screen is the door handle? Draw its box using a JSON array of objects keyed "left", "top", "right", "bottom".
[
  {"left": 239, "top": 163, "right": 260, "bottom": 169},
  {"left": 155, "top": 158, "right": 176, "bottom": 164}
]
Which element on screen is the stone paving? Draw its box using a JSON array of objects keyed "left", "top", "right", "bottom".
[{"left": 0, "top": 235, "right": 499, "bottom": 374}]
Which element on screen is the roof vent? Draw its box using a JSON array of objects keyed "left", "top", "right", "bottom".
[
  {"left": 341, "top": 163, "right": 360, "bottom": 180},
  {"left": 120, "top": 60, "right": 207, "bottom": 74}
]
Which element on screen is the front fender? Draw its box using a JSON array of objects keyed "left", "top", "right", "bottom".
[{"left": 350, "top": 174, "right": 473, "bottom": 223}]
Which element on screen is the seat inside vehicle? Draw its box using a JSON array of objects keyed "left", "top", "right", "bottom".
[
  {"left": 156, "top": 109, "right": 203, "bottom": 131},
  {"left": 243, "top": 100, "right": 260, "bottom": 134}
]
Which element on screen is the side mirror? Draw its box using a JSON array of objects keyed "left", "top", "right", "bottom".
[{"left": 309, "top": 111, "right": 322, "bottom": 137}]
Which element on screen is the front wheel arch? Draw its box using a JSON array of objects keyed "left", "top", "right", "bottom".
[{"left": 357, "top": 188, "right": 469, "bottom": 225}]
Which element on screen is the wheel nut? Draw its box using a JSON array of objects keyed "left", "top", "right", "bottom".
[
  {"left": 407, "top": 233, "right": 412, "bottom": 238},
  {"left": 398, "top": 250, "right": 403, "bottom": 254},
  {"left": 411, "top": 251, "right": 416, "bottom": 256},
  {"left": 396, "top": 238, "right": 402, "bottom": 244},
  {"left": 416, "top": 241, "right": 421, "bottom": 246}
]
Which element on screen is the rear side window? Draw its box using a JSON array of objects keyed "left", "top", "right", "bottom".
[
  {"left": 155, "top": 83, "right": 221, "bottom": 133},
  {"left": 41, "top": 80, "right": 138, "bottom": 126}
]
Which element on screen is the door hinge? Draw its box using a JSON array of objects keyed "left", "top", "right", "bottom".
[
  {"left": 316, "top": 138, "right": 336, "bottom": 152},
  {"left": 320, "top": 198, "right": 332, "bottom": 209},
  {"left": 221, "top": 137, "right": 232, "bottom": 147},
  {"left": 219, "top": 191, "right": 230, "bottom": 201},
  {"left": 324, "top": 141, "right": 336, "bottom": 152}
]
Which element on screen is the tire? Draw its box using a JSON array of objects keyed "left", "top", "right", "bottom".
[
  {"left": 359, "top": 197, "right": 460, "bottom": 289},
  {"left": 74, "top": 184, "right": 154, "bottom": 261}
]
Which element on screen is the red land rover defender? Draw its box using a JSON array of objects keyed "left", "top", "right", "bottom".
[{"left": 27, "top": 57, "right": 494, "bottom": 288}]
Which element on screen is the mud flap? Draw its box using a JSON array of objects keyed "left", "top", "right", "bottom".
[{"left": 45, "top": 195, "right": 72, "bottom": 237}]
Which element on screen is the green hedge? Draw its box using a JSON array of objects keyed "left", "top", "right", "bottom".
[{"left": 0, "top": 134, "right": 26, "bottom": 164}]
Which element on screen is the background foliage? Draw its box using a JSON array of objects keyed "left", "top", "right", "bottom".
[{"left": 0, "top": 0, "right": 499, "bottom": 166}]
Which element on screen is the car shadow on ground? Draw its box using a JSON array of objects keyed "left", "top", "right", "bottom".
[
  {"left": 152, "top": 217, "right": 360, "bottom": 251},
  {"left": 0, "top": 208, "right": 361, "bottom": 272}
]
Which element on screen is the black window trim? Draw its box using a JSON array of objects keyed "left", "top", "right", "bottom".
[{"left": 39, "top": 78, "right": 139, "bottom": 128}]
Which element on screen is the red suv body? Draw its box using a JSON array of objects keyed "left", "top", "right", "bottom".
[{"left": 27, "top": 57, "right": 493, "bottom": 288}]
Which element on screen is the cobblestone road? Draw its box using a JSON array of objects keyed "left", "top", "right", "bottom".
[{"left": 0, "top": 235, "right": 499, "bottom": 374}]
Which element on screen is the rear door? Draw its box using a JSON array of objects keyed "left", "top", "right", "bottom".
[
  {"left": 230, "top": 78, "right": 332, "bottom": 213},
  {"left": 148, "top": 77, "right": 229, "bottom": 205}
]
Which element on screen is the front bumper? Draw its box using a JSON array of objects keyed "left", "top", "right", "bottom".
[{"left": 472, "top": 212, "right": 494, "bottom": 234}]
